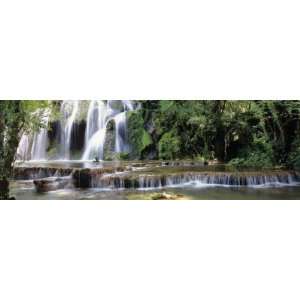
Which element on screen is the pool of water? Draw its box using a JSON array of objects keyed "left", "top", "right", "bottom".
[
  {"left": 11, "top": 161, "right": 300, "bottom": 199},
  {"left": 10, "top": 180, "right": 300, "bottom": 200}
]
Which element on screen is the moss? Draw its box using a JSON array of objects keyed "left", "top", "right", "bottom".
[{"left": 114, "top": 152, "right": 130, "bottom": 160}]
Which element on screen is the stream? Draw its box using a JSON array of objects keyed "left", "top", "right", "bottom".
[{"left": 11, "top": 161, "right": 300, "bottom": 200}]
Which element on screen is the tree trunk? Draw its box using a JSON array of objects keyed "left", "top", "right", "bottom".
[
  {"left": 0, "top": 101, "right": 23, "bottom": 200},
  {"left": 0, "top": 177, "right": 10, "bottom": 199}
]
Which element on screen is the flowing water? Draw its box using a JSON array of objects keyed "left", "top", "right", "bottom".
[
  {"left": 11, "top": 161, "right": 300, "bottom": 199},
  {"left": 17, "top": 134, "right": 31, "bottom": 161},
  {"left": 60, "top": 100, "right": 79, "bottom": 159},
  {"left": 16, "top": 100, "right": 135, "bottom": 161},
  {"left": 114, "top": 111, "right": 127, "bottom": 153},
  {"left": 17, "top": 110, "right": 50, "bottom": 161},
  {"left": 13, "top": 101, "right": 300, "bottom": 199},
  {"left": 10, "top": 180, "right": 300, "bottom": 200},
  {"left": 82, "top": 100, "right": 134, "bottom": 160},
  {"left": 31, "top": 114, "right": 49, "bottom": 160}
]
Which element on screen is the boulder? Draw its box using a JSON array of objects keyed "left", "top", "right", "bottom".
[{"left": 33, "top": 177, "right": 71, "bottom": 193}]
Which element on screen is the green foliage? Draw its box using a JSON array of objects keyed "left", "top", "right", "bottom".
[
  {"left": 228, "top": 152, "right": 273, "bottom": 169},
  {"left": 127, "top": 111, "right": 153, "bottom": 159},
  {"left": 228, "top": 136, "right": 274, "bottom": 168},
  {"left": 142, "top": 130, "right": 152, "bottom": 149},
  {"left": 115, "top": 152, "right": 130, "bottom": 161},
  {"left": 158, "top": 131, "right": 180, "bottom": 160},
  {"left": 0, "top": 100, "right": 54, "bottom": 199},
  {"left": 134, "top": 100, "right": 300, "bottom": 168}
]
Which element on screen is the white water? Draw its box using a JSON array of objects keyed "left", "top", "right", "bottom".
[
  {"left": 84, "top": 100, "right": 107, "bottom": 148},
  {"left": 60, "top": 100, "right": 79, "bottom": 159},
  {"left": 17, "top": 100, "right": 135, "bottom": 161},
  {"left": 91, "top": 172, "right": 300, "bottom": 189},
  {"left": 17, "top": 110, "right": 50, "bottom": 161},
  {"left": 114, "top": 111, "right": 127, "bottom": 153},
  {"left": 17, "top": 134, "right": 31, "bottom": 161},
  {"left": 82, "top": 100, "right": 134, "bottom": 160}
]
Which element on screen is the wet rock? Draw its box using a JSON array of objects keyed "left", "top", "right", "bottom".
[
  {"left": 72, "top": 166, "right": 126, "bottom": 188},
  {"left": 33, "top": 177, "right": 71, "bottom": 193},
  {"left": 14, "top": 167, "right": 73, "bottom": 180},
  {"left": 73, "top": 169, "right": 92, "bottom": 188}
]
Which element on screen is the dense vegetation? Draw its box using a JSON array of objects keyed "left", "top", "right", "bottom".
[
  {"left": 1, "top": 99, "right": 300, "bottom": 199},
  {"left": 0, "top": 100, "right": 54, "bottom": 199},
  {"left": 128, "top": 100, "right": 300, "bottom": 168}
]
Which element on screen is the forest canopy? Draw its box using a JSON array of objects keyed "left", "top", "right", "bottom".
[{"left": 128, "top": 100, "right": 300, "bottom": 169}]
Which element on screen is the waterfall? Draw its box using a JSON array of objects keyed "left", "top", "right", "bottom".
[
  {"left": 114, "top": 101, "right": 134, "bottom": 153},
  {"left": 114, "top": 111, "right": 127, "bottom": 153},
  {"left": 85, "top": 100, "right": 107, "bottom": 148},
  {"left": 31, "top": 128, "right": 48, "bottom": 160},
  {"left": 82, "top": 100, "right": 135, "bottom": 160},
  {"left": 16, "top": 100, "right": 136, "bottom": 162},
  {"left": 17, "top": 110, "right": 49, "bottom": 161},
  {"left": 16, "top": 134, "right": 31, "bottom": 161},
  {"left": 60, "top": 100, "right": 79, "bottom": 159}
]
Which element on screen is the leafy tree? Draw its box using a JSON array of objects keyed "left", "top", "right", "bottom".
[{"left": 0, "top": 100, "right": 53, "bottom": 199}]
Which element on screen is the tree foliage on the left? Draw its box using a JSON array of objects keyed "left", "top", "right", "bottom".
[{"left": 0, "top": 100, "right": 52, "bottom": 199}]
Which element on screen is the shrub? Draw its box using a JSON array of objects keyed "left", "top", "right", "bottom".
[
  {"left": 127, "top": 111, "right": 153, "bottom": 159},
  {"left": 228, "top": 136, "right": 274, "bottom": 168},
  {"left": 158, "top": 131, "right": 180, "bottom": 160}
]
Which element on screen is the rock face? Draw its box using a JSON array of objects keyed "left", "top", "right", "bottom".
[{"left": 33, "top": 176, "right": 72, "bottom": 193}]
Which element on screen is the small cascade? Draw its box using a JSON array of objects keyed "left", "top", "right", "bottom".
[
  {"left": 60, "top": 100, "right": 79, "bottom": 159},
  {"left": 82, "top": 100, "right": 135, "bottom": 160},
  {"left": 14, "top": 166, "right": 73, "bottom": 180},
  {"left": 86, "top": 171, "right": 300, "bottom": 189}
]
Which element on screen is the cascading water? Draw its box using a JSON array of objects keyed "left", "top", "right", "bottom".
[
  {"left": 114, "top": 111, "right": 127, "bottom": 153},
  {"left": 31, "top": 111, "right": 50, "bottom": 160},
  {"left": 84, "top": 100, "right": 107, "bottom": 148},
  {"left": 60, "top": 100, "right": 79, "bottom": 160},
  {"left": 89, "top": 171, "right": 300, "bottom": 189},
  {"left": 17, "top": 134, "right": 31, "bottom": 161},
  {"left": 82, "top": 100, "right": 134, "bottom": 160},
  {"left": 17, "top": 100, "right": 135, "bottom": 162},
  {"left": 17, "top": 110, "right": 50, "bottom": 161}
]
